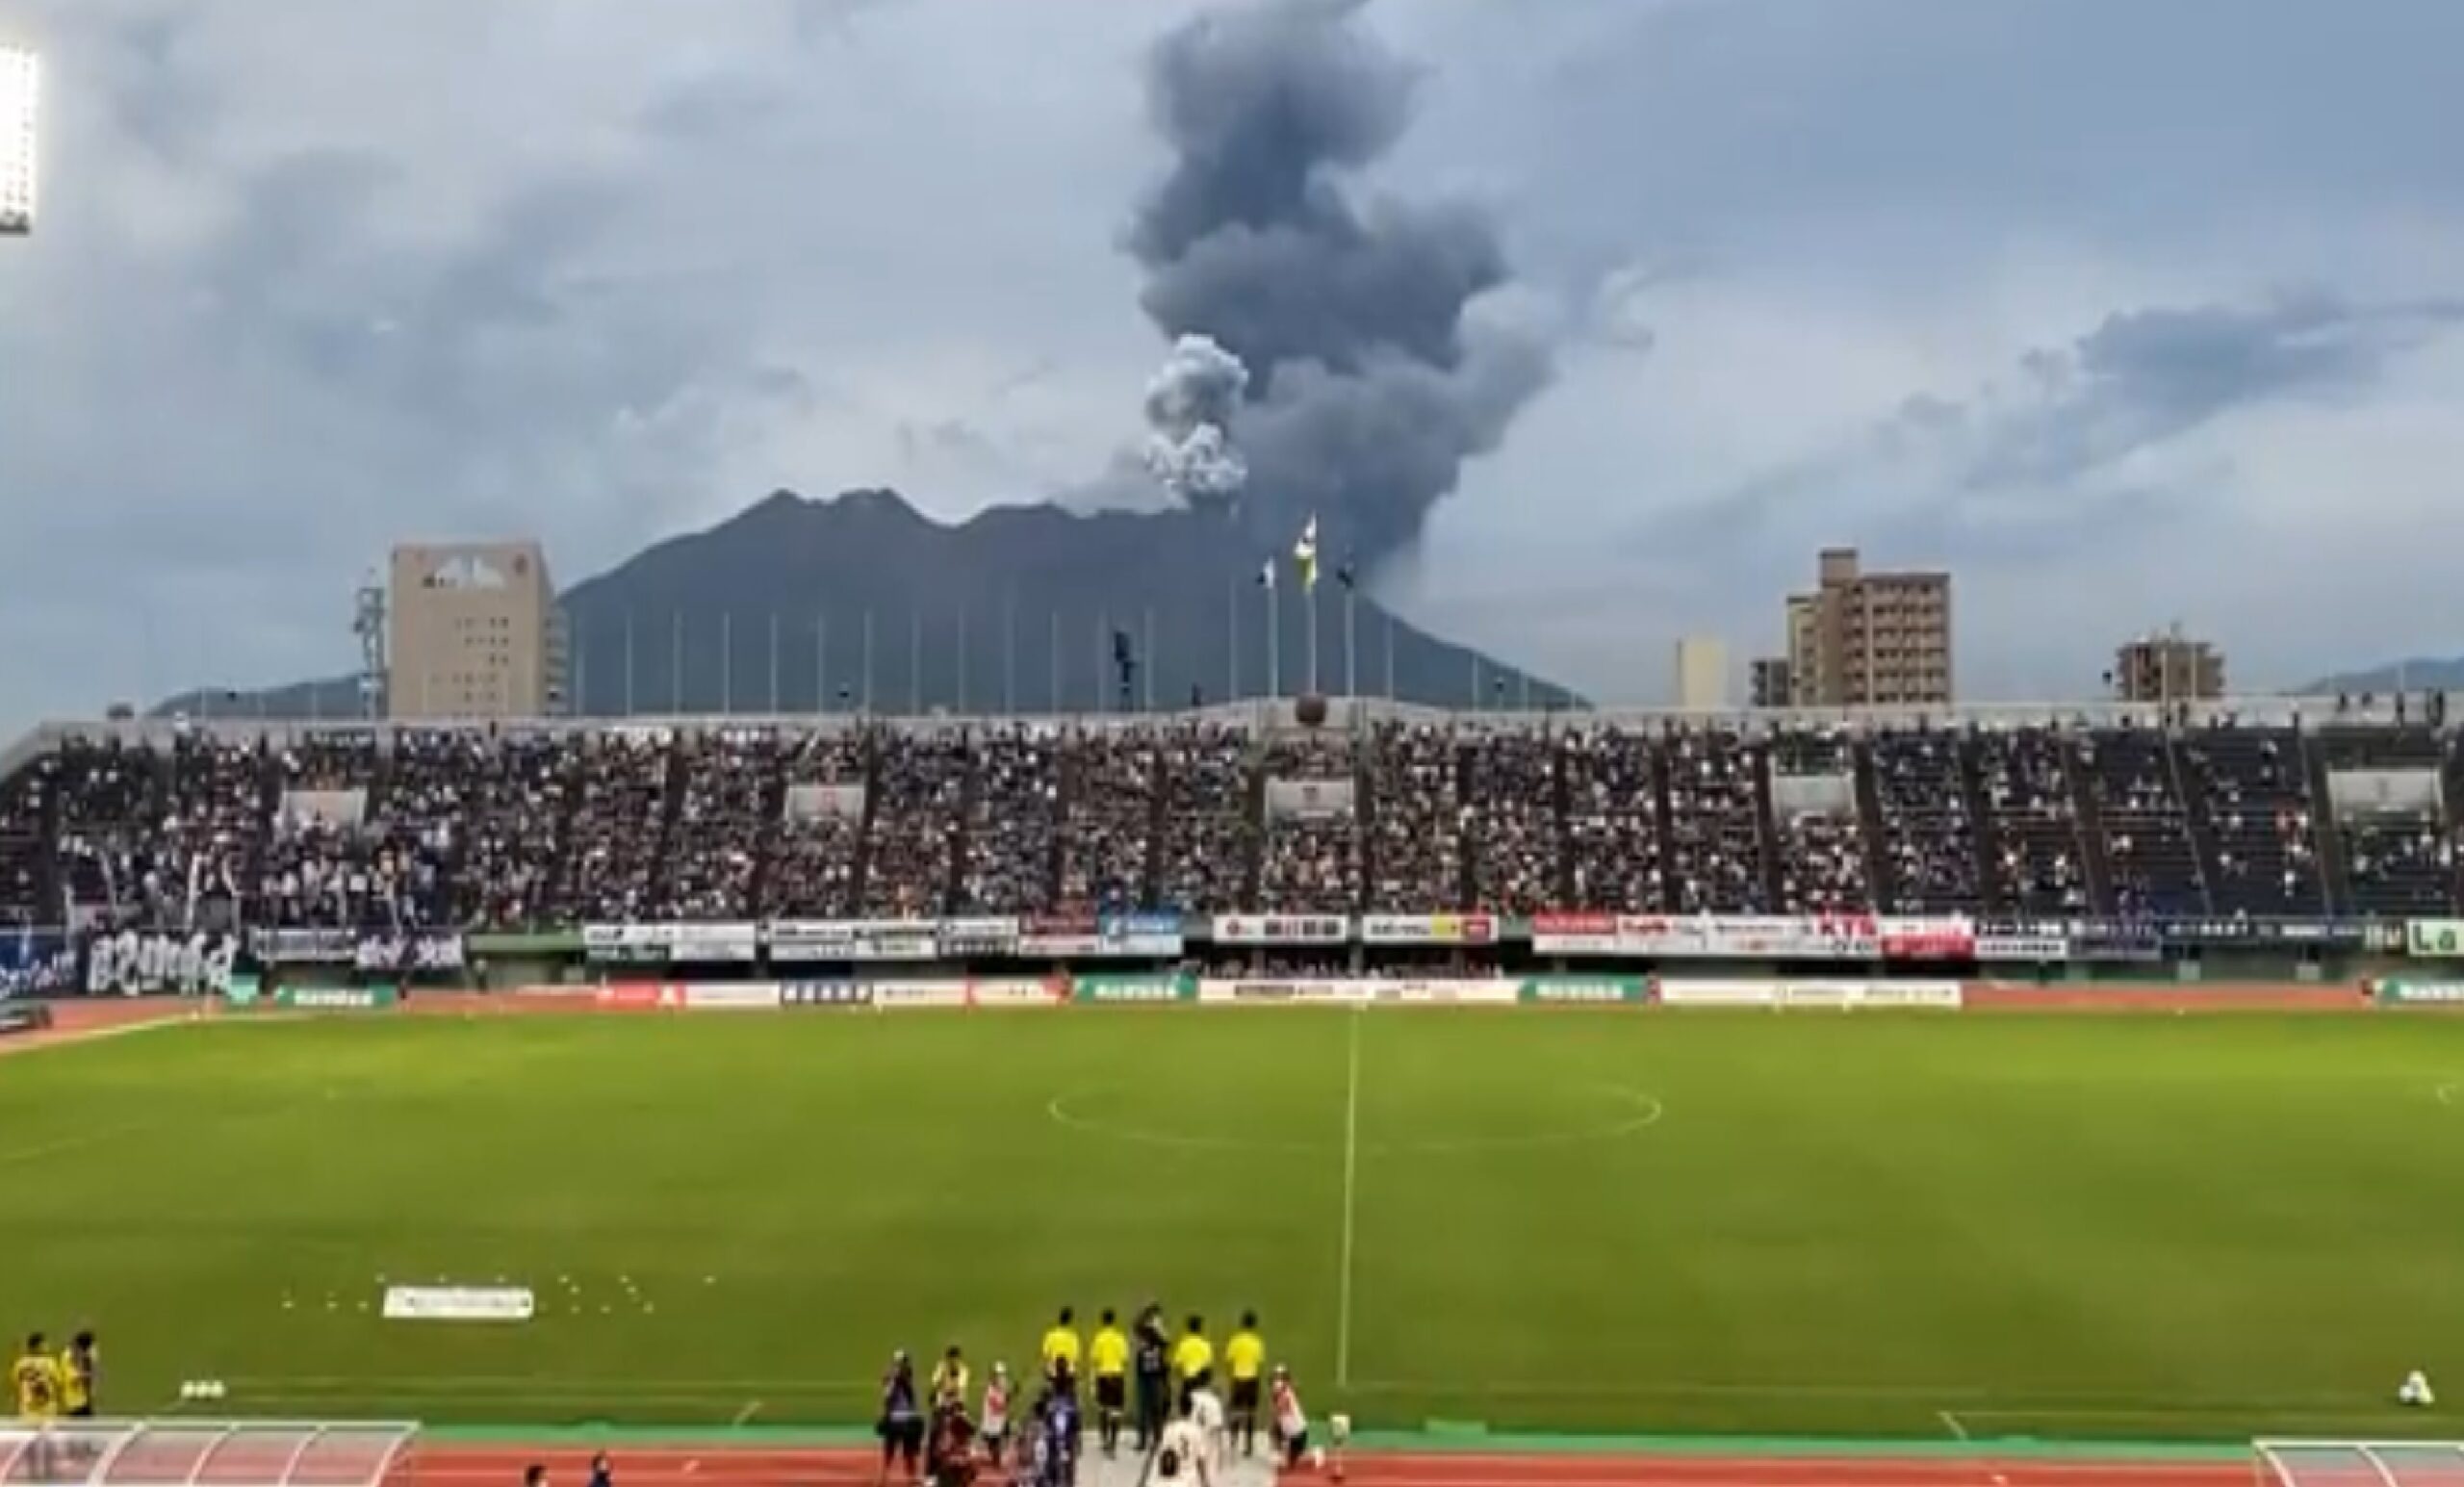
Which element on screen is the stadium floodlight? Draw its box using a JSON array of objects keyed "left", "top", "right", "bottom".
[{"left": 0, "top": 41, "right": 38, "bottom": 236}]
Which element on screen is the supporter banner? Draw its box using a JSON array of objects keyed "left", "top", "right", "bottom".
[
  {"left": 781, "top": 981, "right": 874, "bottom": 1007},
  {"left": 1360, "top": 913, "right": 1497, "bottom": 946},
  {"left": 354, "top": 932, "right": 467, "bottom": 974},
  {"left": 1071, "top": 973, "right": 1195, "bottom": 1004},
  {"left": 967, "top": 976, "right": 1066, "bottom": 1007},
  {"left": 681, "top": 983, "right": 782, "bottom": 1011},
  {"left": 1974, "top": 935, "right": 2069, "bottom": 962},
  {"left": 1265, "top": 778, "right": 1355, "bottom": 820},
  {"left": 1518, "top": 975, "right": 1650, "bottom": 1005},
  {"left": 1657, "top": 979, "right": 1962, "bottom": 1009},
  {"left": 1366, "top": 979, "right": 1517, "bottom": 1005},
  {"left": 2408, "top": 921, "right": 2464, "bottom": 960},
  {"left": 1528, "top": 913, "right": 1621, "bottom": 955},
  {"left": 272, "top": 986, "right": 400, "bottom": 1012},
  {"left": 0, "top": 927, "right": 75, "bottom": 997},
  {"left": 253, "top": 927, "right": 356, "bottom": 964},
  {"left": 873, "top": 980, "right": 970, "bottom": 1009},
  {"left": 937, "top": 917, "right": 1020, "bottom": 958},
  {"left": 1097, "top": 912, "right": 1184, "bottom": 958},
  {"left": 1212, "top": 913, "right": 1349, "bottom": 946},
  {"left": 86, "top": 931, "right": 237, "bottom": 996},
  {"left": 381, "top": 1286, "right": 535, "bottom": 1323},
  {"left": 2371, "top": 979, "right": 2464, "bottom": 1006},
  {"left": 768, "top": 919, "right": 938, "bottom": 961}
]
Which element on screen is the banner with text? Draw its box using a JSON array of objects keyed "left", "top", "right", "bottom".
[
  {"left": 768, "top": 919, "right": 938, "bottom": 962},
  {"left": 1071, "top": 972, "right": 1196, "bottom": 1004},
  {"left": 937, "top": 917, "right": 1020, "bottom": 959},
  {"left": 1359, "top": 913, "right": 1498, "bottom": 946},
  {"left": 1518, "top": 975, "right": 1651, "bottom": 1005},
  {"left": 355, "top": 932, "right": 468, "bottom": 974},
  {"left": 2408, "top": 921, "right": 2464, "bottom": 960},
  {"left": 1212, "top": 914, "right": 1349, "bottom": 946},
  {"left": 1656, "top": 978, "right": 1963, "bottom": 1009},
  {"left": 781, "top": 981, "right": 874, "bottom": 1007},
  {"left": 2371, "top": 978, "right": 2464, "bottom": 1006}
]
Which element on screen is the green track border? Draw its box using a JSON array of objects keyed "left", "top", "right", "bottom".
[{"left": 419, "top": 1423, "right": 2250, "bottom": 1462}]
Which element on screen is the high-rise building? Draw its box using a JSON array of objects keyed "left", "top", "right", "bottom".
[
  {"left": 1750, "top": 656, "right": 1794, "bottom": 708},
  {"left": 385, "top": 541, "right": 567, "bottom": 721},
  {"left": 2109, "top": 629, "right": 2225, "bottom": 704},
  {"left": 1673, "top": 636, "right": 1729, "bottom": 709},
  {"left": 1782, "top": 547, "right": 1953, "bottom": 706}
]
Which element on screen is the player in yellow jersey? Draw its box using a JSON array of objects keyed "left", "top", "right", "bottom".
[
  {"left": 60, "top": 1331, "right": 96, "bottom": 1419},
  {"left": 1170, "top": 1315, "right": 1213, "bottom": 1413},
  {"left": 1040, "top": 1308, "right": 1082, "bottom": 1387},
  {"left": 13, "top": 1333, "right": 62, "bottom": 1421},
  {"left": 1087, "top": 1309, "right": 1130, "bottom": 1457},
  {"left": 930, "top": 1344, "right": 971, "bottom": 1414},
  {"left": 1222, "top": 1313, "right": 1266, "bottom": 1458}
]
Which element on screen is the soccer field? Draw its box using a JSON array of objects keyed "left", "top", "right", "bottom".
[{"left": 3, "top": 1009, "right": 2462, "bottom": 1442}]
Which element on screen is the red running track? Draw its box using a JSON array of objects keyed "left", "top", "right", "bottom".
[{"left": 410, "top": 1446, "right": 2252, "bottom": 1487}]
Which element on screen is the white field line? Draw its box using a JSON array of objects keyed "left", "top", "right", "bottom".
[
  {"left": 1937, "top": 1408, "right": 1969, "bottom": 1440},
  {"left": 0, "top": 1116, "right": 162, "bottom": 1167},
  {"left": 0, "top": 1012, "right": 198, "bottom": 1060},
  {"left": 2436, "top": 1079, "right": 2459, "bottom": 1106},
  {"left": 731, "top": 1399, "right": 763, "bottom": 1427},
  {"left": 1336, "top": 1004, "right": 1364, "bottom": 1388}
]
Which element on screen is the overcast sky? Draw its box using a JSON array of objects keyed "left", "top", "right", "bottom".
[{"left": 2, "top": 0, "right": 2460, "bottom": 726}]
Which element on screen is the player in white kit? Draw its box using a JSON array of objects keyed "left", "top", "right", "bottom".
[
  {"left": 1270, "top": 1369, "right": 1322, "bottom": 1473},
  {"left": 1157, "top": 1400, "right": 1215, "bottom": 1487}
]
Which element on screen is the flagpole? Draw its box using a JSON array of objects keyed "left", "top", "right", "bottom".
[
  {"left": 910, "top": 606, "right": 923, "bottom": 714},
  {"left": 1048, "top": 609, "right": 1062, "bottom": 713},
  {"left": 958, "top": 602, "right": 970, "bottom": 714},
  {"left": 1142, "top": 607, "right": 1156, "bottom": 713},
  {"left": 1345, "top": 583, "right": 1357, "bottom": 700},
  {"left": 768, "top": 612, "right": 780, "bottom": 714},
  {"left": 1306, "top": 580, "right": 1320, "bottom": 695},
  {"left": 672, "top": 610, "right": 684, "bottom": 715},
  {"left": 624, "top": 611, "right": 636, "bottom": 717},
  {"left": 1004, "top": 589, "right": 1017, "bottom": 714},
  {"left": 722, "top": 610, "right": 734, "bottom": 714},
  {"left": 1267, "top": 574, "right": 1281, "bottom": 701},
  {"left": 1094, "top": 610, "right": 1108, "bottom": 716},
  {"left": 863, "top": 608, "right": 876, "bottom": 714},
  {"left": 816, "top": 613, "right": 828, "bottom": 715},
  {"left": 1385, "top": 610, "right": 1396, "bottom": 701}
]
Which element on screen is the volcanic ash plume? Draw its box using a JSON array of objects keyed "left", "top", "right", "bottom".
[
  {"left": 1142, "top": 333, "right": 1252, "bottom": 502},
  {"left": 1128, "top": 0, "right": 1553, "bottom": 566}
]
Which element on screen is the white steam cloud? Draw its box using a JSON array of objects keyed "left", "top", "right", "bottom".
[{"left": 1141, "top": 332, "right": 1251, "bottom": 502}]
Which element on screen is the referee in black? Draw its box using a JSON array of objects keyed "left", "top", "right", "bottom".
[{"left": 1131, "top": 1301, "right": 1171, "bottom": 1451}]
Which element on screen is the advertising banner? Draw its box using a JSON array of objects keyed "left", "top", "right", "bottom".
[
  {"left": 1359, "top": 913, "right": 1497, "bottom": 946},
  {"left": 1071, "top": 973, "right": 1195, "bottom": 1004},
  {"left": 669, "top": 923, "right": 760, "bottom": 962},
  {"left": 1212, "top": 914, "right": 1349, "bottom": 946},
  {"left": 2408, "top": 921, "right": 2464, "bottom": 960},
  {"left": 768, "top": 919, "right": 938, "bottom": 961},
  {"left": 967, "top": 976, "right": 1066, "bottom": 1006},
  {"left": 1877, "top": 918, "right": 1975, "bottom": 960},
  {"left": 1366, "top": 979, "right": 1518, "bottom": 1004},
  {"left": 253, "top": 928, "right": 356, "bottom": 964},
  {"left": 1020, "top": 915, "right": 1103, "bottom": 957},
  {"left": 680, "top": 983, "right": 782, "bottom": 1011},
  {"left": 781, "top": 981, "right": 874, "bottom": 1007},
  {"left": 272, "top": 986, "right": 400, "bottom": 1011},
  {"left": 1518, "top": 975, "right": 1650, "bottom": 1005},
  {"left": 381, "top": 1286, "right": 535, "bottom": 1323},
  {"left": 582, "top": 924, "right": 671, "bottom": 964},
  {"left": 1657, "top": 979, "right": 1962, "bottom": 1009},
  {"left": 1529, "top": 913, "right": 1621, "bottom": 955},
  {"left": 937, "top": 917, "right": 1020, "bottom": 958},
  {"left": 1096, "top": 912, "right": 1184, "bottom": 957},
  {"left": 354, "top": 932, "right": 468, "bottom": 974},
  {"left": 1974, "top": 935, "right": 2069, "bottom": 962},
  {"left": 872, "top": 980, "right": 971, "bottom": 1009},
  {"left": 594, "top": 982, "right": 678, "bottom": 1010},
  {"left": 1201, "top": 979, "right": 1350, "bottom": 1003},
  {"left": 2371, "top": 979, "right": 2464, "bottom": 1006}
]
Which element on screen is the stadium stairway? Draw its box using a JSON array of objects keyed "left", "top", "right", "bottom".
[
  {"left": 2060, "top": 738, "right": 2118, "bottom": 915},
  {"left": 2299, "top": 729, "right": 2358, "bottom": 913}
]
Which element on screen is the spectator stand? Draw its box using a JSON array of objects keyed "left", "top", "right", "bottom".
[
  {"left": 1865, "top": 726, "right": 1984, "bottom": 914},
  {"left": 1661, "top": 726, "right": 1772, "bottom": 914},
  {"left": 1257, "top": 731, "right": 1361, "bottom": 915},
  {"left": 2078, "top": 722, "right": 2211, "bottom": 920},
  {"left": 1766, "top": 726, "right": 1872, "bottom": 913},
  {"left": 1559, "top": 726, "right": 1668, "bottom": 912}
]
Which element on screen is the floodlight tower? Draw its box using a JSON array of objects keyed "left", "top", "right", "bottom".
[{"left": 0, "top": 43, "right": 38, "bottom": 239}]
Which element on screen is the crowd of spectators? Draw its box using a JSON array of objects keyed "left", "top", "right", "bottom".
[
  {"left": 1974, "top": 727, "right": 2094, "bottom": 912},
  {"left": 1661, "top": 729, "right": 1771, "bottom": 913},
  {"left": 1256, "top": 734, "right": 1360, "bottom": 914},
  {"left": 1367, "top": 723, "right": 1464, "bottom": 911},
  {"left": 955, "top": 725, "right": 1061, "bottom": 914},
  {"left": 1059, "top": 727, "right": 1159, "bottom": 914},
  {"left": 1765, "top": 728, "right": 1871, "bottom": 913},
  {"left": 2077, "top": 726, "right": 2207, "bottom": 919},
  {"left": 1866, "top": 730, "right": 1983, "bottom": 912},
  {"left": 1466, "top": 728, "right": 1558, "bottom": 913},
  {"left": 1560, "top": 728, "right": 1666, "bottom": 912},
  {"left": 12, "top": 714, "right": 2464, "bottom": 930}
]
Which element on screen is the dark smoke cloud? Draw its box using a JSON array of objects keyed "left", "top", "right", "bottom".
[{"left": 1128, "top": 0, "right": 1552, "bottom": 568}]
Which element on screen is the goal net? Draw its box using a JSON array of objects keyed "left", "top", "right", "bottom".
[
  {"left": 2257, "top": 1440, "right": 2464, "bottom": 1487},
  {"left": 0, "top": 1421, "right": 419, "bottom": 1487}
]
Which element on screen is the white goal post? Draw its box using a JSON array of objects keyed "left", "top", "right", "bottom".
[
  {"left": 2255, "top": 1439, "right": 2464, "bottom": 1487},
  {"left": 0, "top": 1420, "right": 420, "bottom": 1487}
]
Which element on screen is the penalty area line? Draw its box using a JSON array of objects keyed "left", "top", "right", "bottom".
[{"left": 1937, "top": 1407, "right": 1970, "bottom": 1441}]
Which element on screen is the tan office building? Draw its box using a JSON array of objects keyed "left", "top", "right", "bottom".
[
  {"left": 1783, "top": 547, "right": 1953, "bottom": 706},
  {"left": 2111, "top": 631, "right": 2224, "bottom": 704},
  {"left": 1673, "top": 636, "right": 1730, "bottom": 709},
  {"left": 386, "top": 541, "right": 568, "bottom": 721}
]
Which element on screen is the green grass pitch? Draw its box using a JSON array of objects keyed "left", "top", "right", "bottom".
[{"left": 3, "top": 1009, "right": 2463, "bottom": 1442}]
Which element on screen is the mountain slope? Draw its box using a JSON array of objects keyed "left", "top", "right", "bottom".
[{"left": 159, "top": 490, "right": 1580, "bottom": 719}]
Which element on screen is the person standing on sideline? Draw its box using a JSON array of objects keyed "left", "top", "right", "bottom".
[
  {"left": 1132, "top": 1303, "right": 1172, "bottom": 1451},
  {"left": 587, "top": 1453, "right": 612, "bottom": 1487},
  {"left": 1223, "top": 1313, "right": 1266, "bottom": 1457},
  {"left": 1040, "top": 1309, "right": 1082, "bottom": 1386},
  {"left": 1088, "top": 1309, "right": 1131, "bottom": 1457},
  {"left": 879, "top": 1351, "right": 926, "bottom": 1486},
  {"left": 1171, "top": 1315, "right": 1214, "bottom": 1414}
]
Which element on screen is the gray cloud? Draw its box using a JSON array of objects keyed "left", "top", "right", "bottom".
[{"left": 1125, "top": 0, "right": 1551, "bottom": 567}]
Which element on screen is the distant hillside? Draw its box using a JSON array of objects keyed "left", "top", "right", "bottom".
[
  {"left": 2302, "top": 656, "right": 2464, "bottom": 697},
  {"left": 157, "top": 489, "right": 1580, "bottom": 720}
]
